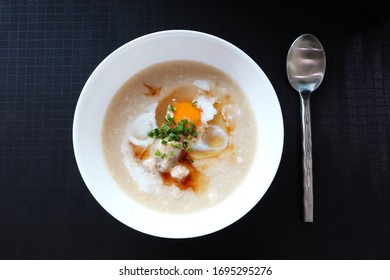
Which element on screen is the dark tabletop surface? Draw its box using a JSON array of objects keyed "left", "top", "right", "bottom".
[{"left": 1, "top": 0, "right": 390, "bottom": 260}]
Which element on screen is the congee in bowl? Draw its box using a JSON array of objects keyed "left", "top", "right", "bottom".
[
  {"left": 102, "top": 60, "right": 257, "bottom": 214},
  {"left": 73, "top": 30, "right": 283, "bottom": 238}
]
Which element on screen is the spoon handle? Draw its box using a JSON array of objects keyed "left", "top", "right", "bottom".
[{"left": 300, "top": 92, "right": 313, "bottom": 222}]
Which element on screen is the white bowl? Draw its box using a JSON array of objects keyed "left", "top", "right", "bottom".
[{"left": 73, "top": 30, "right": 284, "bottom": 238}]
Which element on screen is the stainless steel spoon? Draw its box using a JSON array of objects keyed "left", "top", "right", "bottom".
[{"left": 286, "top": 34, "right": 326, "bottom": 222}]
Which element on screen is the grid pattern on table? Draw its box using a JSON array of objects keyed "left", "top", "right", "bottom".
[{"left": 1, "top": 0, "right": 390, "bottom": 259}]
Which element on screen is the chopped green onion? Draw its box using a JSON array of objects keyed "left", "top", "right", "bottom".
[
  {"left": 174, "top": 125, "right": 183, "bottom": 133},
  {"left": 168, "top": 133, "right": 180, "bottom": 141},
  {"left": 146, "top": 109, "right": 200, "bottom": 155},
  {"left": 170, "top": 142, "right": 181, "bottom": 149}
]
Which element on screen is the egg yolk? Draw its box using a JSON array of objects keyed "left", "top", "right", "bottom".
[{"left": 173, "top": 102, "right": 201, "bottom": 126}]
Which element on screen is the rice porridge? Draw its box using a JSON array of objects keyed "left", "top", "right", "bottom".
[{"left": 102, "top": 60, "right": 257, "bottom": 214}]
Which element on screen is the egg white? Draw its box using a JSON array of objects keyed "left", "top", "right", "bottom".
[
  {"left": 127, "top": 102, "right": 158, "bottom": 147},
  {"left": 194, "top": 95, "right": 217, "bottom": 123},
  {"left": 191, "top": 124, "right": 228, "bottom": 152}
]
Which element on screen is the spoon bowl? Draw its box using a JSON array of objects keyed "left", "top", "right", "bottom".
[
  {"left": 286, "top": 34, "right": 326, "bottom": 222},
  {"left": 287, "top": 34, "right": 326, "bottom": 94}
]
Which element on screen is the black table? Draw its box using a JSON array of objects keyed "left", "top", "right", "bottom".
[{"left": 1, "top": 0, "right": 389, "bottom": 259}]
